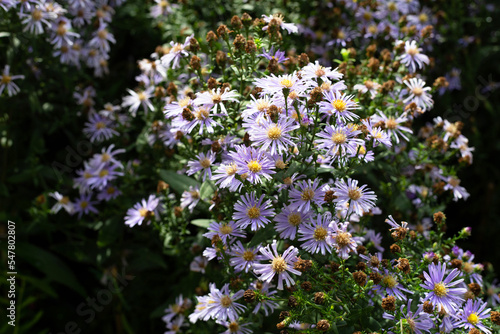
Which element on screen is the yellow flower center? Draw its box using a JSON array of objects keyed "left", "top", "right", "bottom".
[
  {"left": 80, "top": 201, "right": 88, "bottom": 209},
  {"left": 386, "top": 118, "right": 397, "bottom": 130},
  {"left": 433, "top": 282, "right": 448, "bottom": 297},
  {"left": 332, "top": 99, "right": 347, "bottom": 112},
  {"left": 267, "top": 125, "right": 282, "bottom": 140},
  {"left": 364, "top": 80, "right": 374, "bottom": 89},
  {"left": 95, "top": 121, "right": 106, "bottom": 129},
  {"left": 348, "top": 188, "right": 361, "bottom": 200},
  {"left": 56, "top": 24, "right": 67, "bottom": 36},
  {"left": 228, "top": 322, "right": 239, "bottom": 332},
  {"left": 315, "top": 67, "right": 325, "bottom": 77},
  {"left": 84, "top": 172, "right": 92, "bottom": 179},
  {"left": 226, "top": 163, "right": 238, "bottom": 176},
  {"left": 99, "top": 169, "right": 109, "bottom": 178},
  {"left": 280, "top": 78, "right": 294, "bottom": 88},
  {"left": 382, "top": 275, "right": 398, "bottom": 288},
  {"left": 363, "top": 12, "right": 372, "bottom": 20},
  {"left": 98, "top": 29, "right": 108, "bottom": 39},
  {"left": 448, "top": 177, "right": 460, "bottom": 188},
  {"left": 171, "top": 44, "right": 183, "bottom": 53},
  {"left": 467, "top": 312, "right": 479, "bottom": 325},
  {"left": 301, "top": 188, "right": 315, "bottom": 201},
  {"left": 313, "top": 226, "right": 328, "bottom": 241},
  {"left": 388, "top": 2, "right": 397, "bottom": 11},
  {"left": 1, "top": 75, "right": 12, "bottom": 84},
  {"left": 332, "top": 132, "right": 347, "bottom": 144},
  {"left": 275, "top": 159, "right": 286, "bottom": 169},
  {"left": 246, "top": 206, "right": 261, "bottom": 219},
  {"left": 271, "top": 256, "right": 287, "bottom": 273},
  {"left": 139, "top": 208, "right": 148, "bottom": 217},
  {"left": 242, "top": 250, "right": 255, "bottom": 261},
  {"left": 211, "top": 93, "right": 222, "bottom": 104},
  {"left": 60, "top": 196, "right": 70, "bottom": 204},
  {"left": 247, "top": 160, "right": 262, "bottom": 173},
  {"left": 195, "top": 108, "right": 209, "bottom": 120},
  {"left": 32, "top": 9, "right": 42, "bottom": 20},
  {"left": 357, "top": 145, "right": 366, "bottom": 155},
  {"left": 407, "top": 47, "right": 419, "bottom": 56},
  {"left": 463, "top": 262, "right": 474, "bottom": 274},
  {"left": 256, "top": 100, "right": 269, "bottom": 112},
  {"left": 219, "top": 224, "right": 233, "bottom": 235},
  {"left": 288, "top": 213, "right": 302, "bottom": 226},
  {"left": 368, "top": 25, "right": 377, "bottom": 34},
  {"left": 220, "top": 295, "right": 232, "bottom": 307},
  {"left": 106, "top": 187, "right": 116, "bottom": 194},
  {"left": 335, "top": 232, "right": 351, "bottom": 248},
  {"left": 199, "top": 158, "right": 211, "bottom": 168},
  {"left": 159, "top": 0, "right": 169, "bottom": 8},
  {"left": 138, "top": 92, "right": 147, "bottom": 101},
  {"left": 419, "top": 13, "right": 429, "bottom": 23},
  {"left": 412, "top": 87, "right": 423, "bottom": 96}
]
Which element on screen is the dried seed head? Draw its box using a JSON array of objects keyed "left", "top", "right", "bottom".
[
  {"left": 301, "top": 281, "right": 312, "bottom": 291},
  {"left": 390, "top": 243, "right": 401, "bottom": 254},
  {"left": 316, "top": 319, "right": 330, "bottom": 331},
  {"left": 370, "top": 272, "right": 382, "bottom": 285},
  {"left": 314, "top": 292, "right": 325, "bottom": 305},
  {"left": 353, "top": 271, "right": 367, "bottom": 286},
  {"left": 206, "top": 30, "right": 217, "bottom": 44},
  {"left": 423, "top": 301, "right": 434, "bottom": 313},
  {"left": 396, "top": 258, "right": 411, "bottom": 274},
  {"left": 243, "top": 289, "right": 255, "bottom": 303},
  {"left": 468, "top": 283, "right": 482, "bottom": 297},
  {"left": 382, "top": 296, "right": 396, "bottom": 311},
  {"left": 288, "top": 295, "right": 298, "bottom": 308},
  {"left": 231, "top": 15, "right": 242, "bottom": 29}
]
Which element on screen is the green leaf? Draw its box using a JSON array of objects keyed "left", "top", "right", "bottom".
[
  {"left": 158, "top": 169, "right": 200, "bottom": 193},
  {"left": 190, "top": 219, "right": 212, "bottom": 228},
  {"left": 200, "top": 180, "right": 215, "bottom": 200}
]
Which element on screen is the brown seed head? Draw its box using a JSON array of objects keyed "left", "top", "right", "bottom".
[
  {"left": 382, "top": 296, "right": 396, "bottom": 311},
  {"left": 317, "top": 320, "right": 330, "bottom": 331},
  {"left": 314, "top": 292, "right": 325, "bottom": 305},
  {"left": 353, "top": 271, "right": 367, "bottom": 286}
]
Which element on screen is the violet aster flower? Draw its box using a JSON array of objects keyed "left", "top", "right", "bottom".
[
  {"left": 361, "top": 118, "right": 392, "bottom": 148},
  {"left": 329, "top": 220, "right": 357, "bottom": 260},
  {"left": 0, "top": 65, "right": 24, "bottom": 97},
  {"left": 211, "top": 162, "right": 243, "bottom": 192},
  {"left": 124, "top": 194, "right": 161, "bottom": 227},
  {"left": 399, "top": 40, "right": 430, "bottom": 73},
  {"left": 453, "top": 299, "right": 491, "bottom": 334},
  {"left": 253, "top": 240, "right": 301, "bottom": 290},
  {"left": 97, "top": 185, "right": 122, "bottom": 201},
  {"left": 193, "top": 87, "right": 239, "bottom": 115},
  {"left": 254, "top": 73, "right": 305, "bottom": 98},
  {"left": 161, "top": 34, "right": 193, "bottom": 69},
  {"left": 403, "top": 78, "right": 433, "bottom": 111},
  {"left": 73, "top": 193, "right": 99, "bottom": 219},
  {"left": 190, "top": 255, "right": 208, "bottom": 274},
  {"left": 180, "top": 186, "right": 200, "bottom": 212},
  {"left": 183, "top": 105, "right": 223, "bottom": 135},
  {"left": 162, "top": 294, "right": 192, "bottom": 323},
  {"left": 353, "top": 80, "right": 381, "bottom": 99},
  {"left": 229, "top": 145, "right": 275, "bottom": 185},
  {"left": 83, "top": 112, "right": 118, "bottom": 143},
  {"left": 259, "top": 46, "right": 288, "bottom": 64},
  {"left": 315, "top": 123, "right": 363, "bottom": 157},
  {"left": 373, "top": 269, "right": 413, "bottom": 300},
  {"left": 371, "top": 110, "right": 412, "bottom": 144},
  {"left": 229, "top": 241, "right": 262, "bottom": 273},
  {"left": 298, "top": 213, "right": 333, "bottom": 255},
  {"left": 217, "top": 320, "right": 253, "bottom": 334},
  {"left": 233, "top": 192, "right": 275, "bottom": 231},
  {"left": 319, "top": 90, "right": 360, "bottom": 121},
  {"left": 420, "top": 262, "right": 467, "bottom": 313},
  {"left": 122, "top": 86, "right": 155, "bottom": 116},
  {"left": 204, "top": 221, "right": 246, "bottom": 245},
  {"left": 261, "top": 14, "right": 298, "bottom": 34},
  {"left": 249, "top": 281, "right": 279, "bottom": 316},
  {"left": 202, "top": 283, "right": 246, "bottom": 322},
  {"left": 247, "top": 116, "right": 299, "bottom": 155},
  {"left": 300, "top": 61, "right": 343, "bottom": 83},
  {"left": 49, "top": 192, "right": 74, "bottom": 214},
  {"left": 289, "top": 178, "right": 326, "bottom": 212},
  {"left": 383, "top": 299, "right": 434, "bottom": 334},
  {"left": 186, "top": 151, "right": 216, "bottom": 181},
  {"left": 332, "top": 178, "right": 377, "bottom": 216},
  {"left": 442, "top": 176, "right": 470, "bottom": 201},
  {"left": 274, "top": 204, "right": 312, "bottom": 240}
]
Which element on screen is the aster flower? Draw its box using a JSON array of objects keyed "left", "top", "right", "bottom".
[
  {"left": 241, "top": 94, "right": 275, "bottom": 120},
  {"left": 164, "top": 96, "right": 193, "bottom": 118},
  {"left": 20, "top": 4, "right": 57, "bottom": 35},
  {"left": 229, "top": 241, "right": 262, "bottom": 273},
  {"left": 326, "top": 27, "right": 359, "bottom": 47},
  {"left": 180, "top": 186, "right": 200, "bottom": 212},
  {"left": 233, "top": 192, "right": 275, "bottom": 231},
  {"left": 274, "top": 204, "right": 312, "bottom": 240},
  {"left": 250, "top": 281, "right": 279, "bottom": 316},
  {"left": 190, "top": 255, "right": 207, "bottom": 274},
  {"left": 247, "top": 116, "right": 299, "bottom": 155},
  {"left": 229, "top": 146, "right": 275, "bottom": 185},
  {"left": 97, "top": 185, "right": 121, "bottom": 201},
  {"left": 89, "top": 24, "right": 116, "bottom": 53},
  {"left": 373, "top": 269, "right": 413, "bottom": 300},
  {"left": 0, "top": 0, "right": 15, "bottom": 11},
  {"left": 332, "top": 178, "right": 377, "bottom": 216},
  {"left": 329, "top": 220, "right": 357, "bottom": 259},
  {"left": 73, "top": 193, "right": 98, "bottom": 219},
  {"left": 50, "top": 17, "right": 79, "bottom": 48},
  {"left": 403, "top": 78, "right": 433, "bottom": 111},
  {"left": 254, "top": 73, "right": 305, "bottom": 98},
  {"left": 253, "top": 240, "right": 301, "bottom": 290},
  {"left": 353, "top": 80, "right": 381, "bottom": 99},
  {"left": 300, "top": 61, "right": 343, "bottom": 83},
  {"left": 288, "top": 178, "right": 326, "bottom": 212},
  {"left": 202, "top": 283, "right": 246, "bottom": 322},
  {"left": 364, "top": 229, "right": 384, "bottom": 252},
  {"left": 150, "top": 0, "right": 177, "bottom": 18},
  {"left": 83, "top": 112, "right": 118, "bottom": 142},
  {"left": 453, "top": 299, "right": 491, "bottom": 334},
  {"left": 161, "top": 34, "right": 193, "bottom": 69},
  {"left": 89, "top": 145, "right": 126, "bottom": 169},
  {"left": 183, "top": 105, "right": 223, "bottom": 135},
  {"left": 86, "top": 163, "right": 123, "bottom": 190},
  {"left": 383, "top": 299, "right": 434, "bottom": 334},
  {"left": 259, "top": 46, "right": 288, "bottom": 64},
  {"left": 124, "top": 194, "right": 161, "bottom": 227},
  {"left": 442, "top": 176, "right": 470, "bottom": 201},
  {"left": 0, "top": 65, "right": 24, "bottom": 97},
  {"left": 217, "top": 320, "right": 252, "bottom": 334},
  {"left": 420, "top": 262, "right": 467, "bottom": 313},
  {"left": 211, "top": 162, "right": 243, "bottom": 192},
  {"left": 319, "top": 90, "right": 360, "bottom": 121},
  {"left": 49, "top": 192, "right": 74, "bottom": 214},
  {"left": 122, "top": 86, "right": 155, "bottom": 116},
  {"left": 298, "top": 213, "right": 333, "bottom": 255},
  {"left": 163, "top": 294, "right": 192, "bottom": 323},
  {"left": 204, "top": 221, "right": 246, "bottom": 245},
  {"left": 164, "top": 315, "right": 187, "bottom": 334},
  {"left": 315, "top": 123, "right": 363, "bottom": 157},
  {"left": 186, "top": 151, "right": 215, "bottom": 181},
  {"left": 261, "top": 13, "right": 298, "bottom": 34},
  {"left": 371, "top": 110, "right": 412, "bottom": 144},
  {"left": 194, "top": 87, "right": 239, "bottom": 115},
  {"left": 399, "top": 40, "right": 430, "bottom": 73}
]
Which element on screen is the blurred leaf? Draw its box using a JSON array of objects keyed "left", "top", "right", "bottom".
[
  {"left": 158, "top": 169, "right": 200, "bottom": 193},
  {"left": 190, "top": 219, "right": 212, "bottom": 228}
]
